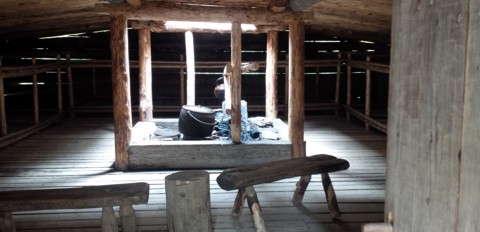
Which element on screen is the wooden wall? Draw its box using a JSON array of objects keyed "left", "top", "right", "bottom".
[{"left": 386, "top": 0, "right": 480, "bottom": 231}]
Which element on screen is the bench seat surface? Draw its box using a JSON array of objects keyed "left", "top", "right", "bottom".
[
  {"left": 0, "top": 182, "right": 149, "bottom": 212},
  {"left": 217, "top": 154, "right": 349, "bottom": 190}
]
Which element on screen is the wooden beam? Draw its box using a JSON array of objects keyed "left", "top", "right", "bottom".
[
  {"left": 230, "top": 22, "right": 242, "bottom": 144},
  {"left": 131, "top": 21, "right": 287, "bottom": 33},
  {"left": 269, "top": 0, "right": 288, "bottom": 13},
  {"left": 185, "top": 31, "right": 195, "bottom": 106},
  {"left": 126, "top": 0, "right": 146, "bottom": 8},
  {"left": 265, "top": 31, "right": 279, "bottom": 119},
  {"left": 96, "top": 2, "right": 307, "bottom": 24},
  {"left": 110, "top": 15, "right": 132, "bottom": 171},
  {"left": 288, "top": 0, "right": 323, "bottom": 11},
  {"left": 138, "top": 28, "right": 153, "bottom": 121},
  {"left": 288, "top": 19, "right": 305, "bottom": 158}
]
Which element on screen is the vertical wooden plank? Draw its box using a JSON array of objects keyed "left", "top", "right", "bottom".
[
  {"left": 138, "top": 28, "right": 153, "bottom": 121},
  {"left": 334, "top": 53, "right": 342, "bottom": 116},
  {"left": 386, "top": 0, "right": 468, "bottom": 231},
  {"left": 365, "top": 56, "right": 371, "bottom": 130},
  {"left": 56, "top": 54, "right": 63, "bottom": 113},
  {"left": 346, "top": 53, "right": 352, "bottom": 121},
  {"left": 265, "top": 31, "right": 278, "bottom": 119},
  {"left": 230, "top": 22, "right": 242, "bottom": 144},
  {"left": 288, "top": 19, "right": 305, "bottom": 158},
  {"left": 458, "top": 1, "right": 480, "bottom": 231},
  {"left": 185, "top": 31, "right": 195, "bottom": 106},
  {"left": 0, "top": 57, "right": 7, "bottom": 136},
  {"left": 110, "top": 15, "right": 132, "bottom": 171},
  {"left": 32, "top": 58, "right": 39, "bottom": 125},
  {"left": 67, "top": 53, "right": 74, "bottom": 118}
]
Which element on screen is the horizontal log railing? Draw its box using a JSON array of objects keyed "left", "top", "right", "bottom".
[
  {"left": 0, "top": 54, "right": 68, "bottom": 148},
  {"left": 0, "top": 52, "right": 389, "bottom": 149},
  {"left": 344, "top": 54, "right": 389, "bottom": 133}
]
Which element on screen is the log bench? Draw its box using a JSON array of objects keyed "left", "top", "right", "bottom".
[
  {"left": 0, "top": 182, "right": 150, "bottom": 232},
  {"left": 216, "top": 154, "right": 349, "bottom": 232}
]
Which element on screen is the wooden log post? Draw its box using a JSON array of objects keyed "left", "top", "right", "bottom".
[
  {"left": 230, "top": 22, "right": 242, "bottom": 143},
  {"left": 138, "top": 28, "right": 153, "bottom": 121},
  {"left": 335, "top": 53, "right": 342, "bottom": 116},
  {"left": 67, "top": 53, "right": 75, "bottom": 118},
  {"left": 284, "top": 54, "right": 289, "bottom": 116},
  {"left": 288, "top": 19, "right": 305, "bottom": 158},
  {"left": 92, "top": 68, "right": 97, "bottom": 97},
  {"left": 110, "top": 15, "right": 132, "bottom": 171},
  {"left": 185, "top": 31, "right": 195, "bottom": 106},
  {"left": 365, "top": 56, "right": 371, "bottom": 130},
  {"left": 0, "top": 57, "right": 7, "bottom": 136},
  {"left": 32, "top": 58, "right": 39, "bottom": 125},
  {"left": 180, "top": 54, "right": 186, "bottom": 106},
  {"left": 165, "top": 170, "right": 212, "bottom": 232},
  {"left": 265, "top": 31, "right": 279, "bottom": 119},
  {"left": 346, "top": 53, "right": 352, "bottom": 121},
  {"left": 56, "top": 55, "right": 63, "bottom": 113}
]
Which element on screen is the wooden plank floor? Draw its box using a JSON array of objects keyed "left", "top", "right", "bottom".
[{"left": 0, "top": 115, "right": 386, "bottom": 232}]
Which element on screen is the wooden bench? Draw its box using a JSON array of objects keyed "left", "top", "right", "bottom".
[
  {"left": 216, "top": 154, "right": 349, "bottom": 232},
  {"left": 0, "top": 182, "right": 150, "bottom": 232}
]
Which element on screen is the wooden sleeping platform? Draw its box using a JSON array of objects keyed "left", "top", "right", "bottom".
[{"left": 0, "top": 115, "right": 386, "bottom": 232}]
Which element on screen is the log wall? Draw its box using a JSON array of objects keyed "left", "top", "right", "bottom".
[{"left": 386, "top": 0, "right": 479, "bottom": 230}]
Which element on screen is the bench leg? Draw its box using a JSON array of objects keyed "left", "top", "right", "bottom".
[
  {"left": 102, "top": 206, "right": 119, "bottom": 232},
  {"left": 292, "top": 175, "right": 312, "bottom": 205},
  {"left": 321, "top": 173, "right": 341, "bottom": 219},
  {"left": 0, "top": 212, "right": 16, "bottom": 232},
  {"left": 119, "top": 205, "right": 137, "bottom": 232},
  {"left": 245, "top": 186, "right": 267, "bottom": 232},
  {"left": 232, "top": 188, "right": 247, "bottom": 217}
]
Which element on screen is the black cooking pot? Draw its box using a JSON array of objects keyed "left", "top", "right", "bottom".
[{"left": 178, "top": 105, "right": 216, "bottom": 138}]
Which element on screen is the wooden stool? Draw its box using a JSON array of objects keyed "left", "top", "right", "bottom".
[{"left": 165, "top": 170, "right": 212, "bottom": 232}]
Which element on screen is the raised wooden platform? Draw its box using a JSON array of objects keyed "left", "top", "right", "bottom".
[{"left": 128, "top": 118, "right": 292, "bottom": 169}]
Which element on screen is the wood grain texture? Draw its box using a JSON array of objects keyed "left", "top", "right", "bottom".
[
  {"left": 138, "top": 28, "right": 153, "bottom": 122},
  {"left": 386, "top": 0, "right": 468, "bottom": 231},
  {"left": 288, "top": 19, "right": 305, "bottom": 158},
  {"left": 265, "top": 31, "right": 279, "bottom": 119},
  {"left": 230, "top": 22, "right": 242, "bottom": 143},
  {"left": 0, "top": 182, "right": 149, "bottom": 211},
  {"left": 0, "top": 115, "right": 388, "bottom": 232},
  {"left": 216, "top": 154, "right": 349, "bottom": 190},
  {"left": 165, "top": 170, "right": 211, "bottom": 232},
  {"left": 110, "top": 15, "right": 132, "bottom": 171},
  {"left": 457, "top": 1, "right": 480, "bottom": 231}
]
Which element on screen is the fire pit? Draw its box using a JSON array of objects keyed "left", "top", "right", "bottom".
[{"left": 128, "top": 116, "right": 292, "bottom": 170}]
